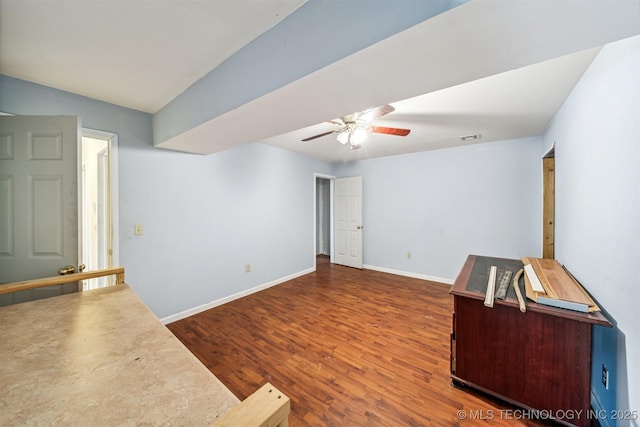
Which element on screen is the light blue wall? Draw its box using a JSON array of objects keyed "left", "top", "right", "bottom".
[
  {"left": 336, "top": 137, "right": 543, "bottom": 281},
  {"left": 543, "top": 35, "right": 640, "bottom": 423},
  {"left": 0, "top": 75, "right": 151, "bottom": 140},
  {"left": 121, "top": 140, "right": 333, "bottom": 318},
  {"left": 0, "top": 75, "right": 334, "bottom": 319},
  {"left": 153, "top": 0, "right": 467, "bottom": 145}
]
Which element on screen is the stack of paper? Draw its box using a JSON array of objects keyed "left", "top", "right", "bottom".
[{"left": 521, "top": 257, "right": 600, "bottom": 313}]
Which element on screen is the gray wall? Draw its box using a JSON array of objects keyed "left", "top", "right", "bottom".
[
  {"left": 120, "top": 139, "right": 334, "bottom": 318},
  {"left": 336, "top": 137, "right": 542, "bottom": 281},
  {"left": 542, "top": 35, "right": 640, "bottom": 421}
]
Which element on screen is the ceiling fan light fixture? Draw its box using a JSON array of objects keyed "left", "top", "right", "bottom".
[
  {"left": 351, "top": 127, "right": 368, "bottom": 145},
  {"left": 337, "top": 131, "right": 349, "bottom": 144},
  {"left": 302, "top": 104, "right": 409, "bottom": 149}
]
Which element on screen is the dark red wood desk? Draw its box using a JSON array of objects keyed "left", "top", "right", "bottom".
[{"left": 450, "top": 255, "right": 611, "bottom": 427}]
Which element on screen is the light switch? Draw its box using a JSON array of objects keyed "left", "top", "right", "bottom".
[{"left": 134, "top": 224, "right": 143, "bottom": 235}]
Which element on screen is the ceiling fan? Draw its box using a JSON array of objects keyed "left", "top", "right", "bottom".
[{"left": 301, "top": 104, "right": 410, "bottom": 150}]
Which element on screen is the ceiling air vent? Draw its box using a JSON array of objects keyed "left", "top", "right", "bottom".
[{"left": 460, "top": 134, "right": 481, "bottom": 142}]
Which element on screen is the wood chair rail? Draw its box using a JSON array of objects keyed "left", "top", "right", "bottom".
[{"left": 0, "top": 267, "right": 125, "bottom": 295}]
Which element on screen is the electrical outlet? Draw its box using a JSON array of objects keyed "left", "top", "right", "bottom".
[
  {"left": 602, "top": 365, "right": 609, "bottom": 389},
  {"left": 134, "top": 224, "right": 143, "bottom": 235},
  {"left": 407, "top": 251, "right": 412, "bottom": 259},
  {"left": 245, "top": 264, "right": 251, "bottom": 273}
]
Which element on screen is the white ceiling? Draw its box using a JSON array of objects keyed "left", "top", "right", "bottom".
[
  {"left": 262, "top": 47, "right": 600, "bottom": 162},
  {"left": 0, "top": 0, "right": 306, "bottom": 113},
  {"left": 1, "top": 0, "right": 638, "bottom": 162}
]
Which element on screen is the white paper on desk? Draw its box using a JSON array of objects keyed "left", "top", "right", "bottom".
[
  {"left": 484, "top": 265, "right": 497, "bottom": 307},
  {"left": 524, "top": 264, "right": 546, "bottom": 294}
]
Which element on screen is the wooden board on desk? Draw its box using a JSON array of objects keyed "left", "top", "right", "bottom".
[{"left": 522, "top": 257, "right": 599, "bottom": 312}]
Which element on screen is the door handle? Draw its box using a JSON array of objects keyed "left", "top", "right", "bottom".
[
  {"left": 58, "top": 265, "right": 76, "bottom": 275},
  {"left": 357, "top": 225, "right": 363, "bottom": 230},
  {"left": 58, "top": 264, "right": 86, "bottom": 275}
]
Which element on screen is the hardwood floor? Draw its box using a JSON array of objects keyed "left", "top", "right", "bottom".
[{"left": 168, "top": 256, "right": 545, "bottom": 426}]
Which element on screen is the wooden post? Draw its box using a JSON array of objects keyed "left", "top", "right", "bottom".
[
  {"left": 543, "top": 156, "right": 555, "bottom": 259},
  {"left": 212, "top": 382, "right": 290, "bottom": 427}
]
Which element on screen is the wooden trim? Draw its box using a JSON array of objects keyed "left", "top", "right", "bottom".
[
  {"left": 82, "top": 128, "right": 120, "bottom": 268},
  {"left": 543, "top": 156, "right": 555, "bottom": 259},
  {"left": 450, "top": 255, "right": 611, "bottom": 327},
  {"left": 0, "top": 267, "right": 125, "bottom": 295},
  {"left": 212, "top": 382, "right": 290, "bottom": 427}
]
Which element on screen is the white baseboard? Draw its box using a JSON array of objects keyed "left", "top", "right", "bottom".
[
  {"left": 363, "top": 264, "right": 454, "bottom": 285},
  {"left": 160, "top": 267, "right": 315, "bottom": 325},
  {"left": 161, "top": 264, "right": 451, "bottom": 324}
]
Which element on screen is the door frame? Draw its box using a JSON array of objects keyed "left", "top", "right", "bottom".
[
  {"left": 82, "top": 128, "right": 120, "bottom": 268},
  {"left": 542, "top": 145, "right": 555, "bottom": 259},
  {"left": 313, "top": 173, "right": 335, "bottom": 270}
]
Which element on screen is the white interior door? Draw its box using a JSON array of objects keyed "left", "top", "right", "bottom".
[
  {"left": 0, "top": 116, "right": 81, "bottom": 303},
  {"left": 334, "top": 176, "right": 363, "bottom": 269}
]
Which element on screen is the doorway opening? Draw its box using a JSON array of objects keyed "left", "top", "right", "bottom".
[
  {"left": 315, "top": 175, "right": 334, "bottom": 269},
  {"left": 80, "top": 131, "right": 119, "bottom": 290},
  {"left": 543, "top": 145, "right": 555, "bottom": 259}
]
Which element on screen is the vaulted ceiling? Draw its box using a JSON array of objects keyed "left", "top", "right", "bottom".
[
  {"left": 1, "top": 0, "right": 638, "bottom": 162},
  {"left": 0, "top": 0, "right": 306, "bottom": 113}
]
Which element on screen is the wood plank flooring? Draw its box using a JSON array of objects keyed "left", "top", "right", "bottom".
[{"left": 168, "top": 256, "right": 546, "bottom": 426}]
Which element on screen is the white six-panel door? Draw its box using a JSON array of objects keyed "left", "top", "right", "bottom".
[
  {"left": 0, "top": 116, "right": 80, "bottom": 304},
  {"left": 334, "top": 176, "right": 363, "bottom": 269}
]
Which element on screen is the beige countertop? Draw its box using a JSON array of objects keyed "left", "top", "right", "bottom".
[{"left": 0, "top": 284, "right": 239, "bottom": 426}]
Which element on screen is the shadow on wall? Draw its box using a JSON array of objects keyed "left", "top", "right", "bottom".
[{"left": 590, "top": 305, "right": 634, "bottom": 427}]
